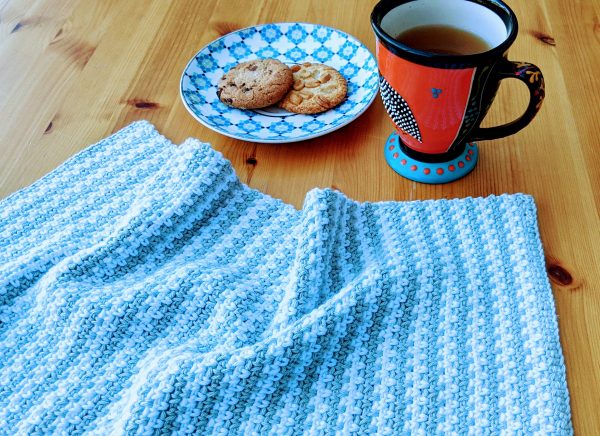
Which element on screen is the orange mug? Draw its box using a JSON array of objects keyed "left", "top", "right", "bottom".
[{"left": 371, "top": 0, "right": 545, "bottom": 183}]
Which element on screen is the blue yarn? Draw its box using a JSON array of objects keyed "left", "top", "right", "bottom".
[{"left": 0, "top": 121, "right": 572, "bottom": 434}]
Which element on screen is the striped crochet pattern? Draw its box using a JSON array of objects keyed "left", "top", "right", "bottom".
[{"left": 0, "top": 121, "right": 571, "bottom": 434}]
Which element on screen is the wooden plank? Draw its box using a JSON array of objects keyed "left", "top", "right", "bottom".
[{"left": 0, "top": 0, "right": 173, "bottom": 195}]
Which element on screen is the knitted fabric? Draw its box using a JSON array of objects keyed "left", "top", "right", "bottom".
[{"left": 0, "top": 121, "right": 571, "bottom": 434}]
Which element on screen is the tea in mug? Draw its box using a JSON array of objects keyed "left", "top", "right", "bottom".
[{"left": 395, "top": 24, "right": 491, "bottom": 55}]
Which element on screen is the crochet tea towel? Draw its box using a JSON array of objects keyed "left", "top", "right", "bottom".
[{"left": 0, "top": 121, "right": 571, "bottom": 434}]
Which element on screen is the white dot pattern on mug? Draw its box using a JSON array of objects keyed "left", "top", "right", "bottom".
[{"left": 379, "top": 77, "right": 422, "bottom": 143}]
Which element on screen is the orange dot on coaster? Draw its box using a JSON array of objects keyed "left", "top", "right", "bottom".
[
  {"left": 390, "top": 137, "right": 395, "bottom": 142},
  {"left": 393, "top": 152, "right": 399, "bottom": 158},
  {"left": 448, "top": 165, "right": 455, "bottom": 172},
  {"left": 469, "top": 142, "right": 475, "bottom": 147},
  {"left": 458, "top": 161, "right": 465, "bottom": 168},
  {"left": 401, "top": 159, "right": 407, "bottom": 165},
  {"left": 468, "top": 149, "right": 474, "bottom": 155},
  {"left": 465, "top": 155, "right": 471, "bottom": 161},
  {"left": 423, "top": 168, "right": 431, "bottom": 175},
  {"left": 436, "top": 168, "right": 444, "bottom": 175},
  {"left": 410, "top": 165, "right": 417, "bottom": 171},
  {"left": 389, "top": 145, "right": 395, "bottom": 151}
]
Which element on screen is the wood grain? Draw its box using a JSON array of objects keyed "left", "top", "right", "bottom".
[{"left": 1, "top": 0, "right": 599, "bottom": 433}]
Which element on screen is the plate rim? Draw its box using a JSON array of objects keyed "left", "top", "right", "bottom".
[{"left": 179, "top": 21, "right": 379, "bottom": 144}]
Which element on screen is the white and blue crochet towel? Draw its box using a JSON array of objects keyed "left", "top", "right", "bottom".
[{"left": 0, "top": 121, "right": 571, "bottom": 434}]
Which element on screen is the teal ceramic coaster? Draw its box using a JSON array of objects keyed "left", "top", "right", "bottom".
[{"left": 384, "top": 132, "right": 478, "bottom": 184}]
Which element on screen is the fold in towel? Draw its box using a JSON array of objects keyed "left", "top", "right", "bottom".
[{"left": 0, "top": 121, "right": 571, "bottom": 434}]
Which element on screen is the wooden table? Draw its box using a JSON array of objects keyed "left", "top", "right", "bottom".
[{"left": 1, "top": 0, "right": 598, "bottom": 433}]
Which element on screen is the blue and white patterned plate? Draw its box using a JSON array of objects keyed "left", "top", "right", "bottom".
[{"left": 180, "top": 23, "right": 379, "bottom": 143}]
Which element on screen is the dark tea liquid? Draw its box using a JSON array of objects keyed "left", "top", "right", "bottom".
[{"left": 395, "top": 24, "right": 491, "bottom": 55}]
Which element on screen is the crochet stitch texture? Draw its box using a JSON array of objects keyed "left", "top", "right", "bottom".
[{"left": 0, "top": 121, "right": 571, "bottom": 434}]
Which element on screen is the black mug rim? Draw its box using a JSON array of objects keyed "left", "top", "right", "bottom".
[{"left": 371, "top": 0, "right": 519, "bottom": 67}]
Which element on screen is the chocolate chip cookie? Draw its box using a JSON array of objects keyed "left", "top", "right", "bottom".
[
  {"left": 278, "top": 63, "right": 347, "bottom": 114},
  {"left": 217, "top": 59, "right": 293, "bottom": 109}
]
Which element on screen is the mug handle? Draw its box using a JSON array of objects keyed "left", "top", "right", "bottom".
[{"left": 470, "top": 60, "right": 545, "bottom": 141}]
